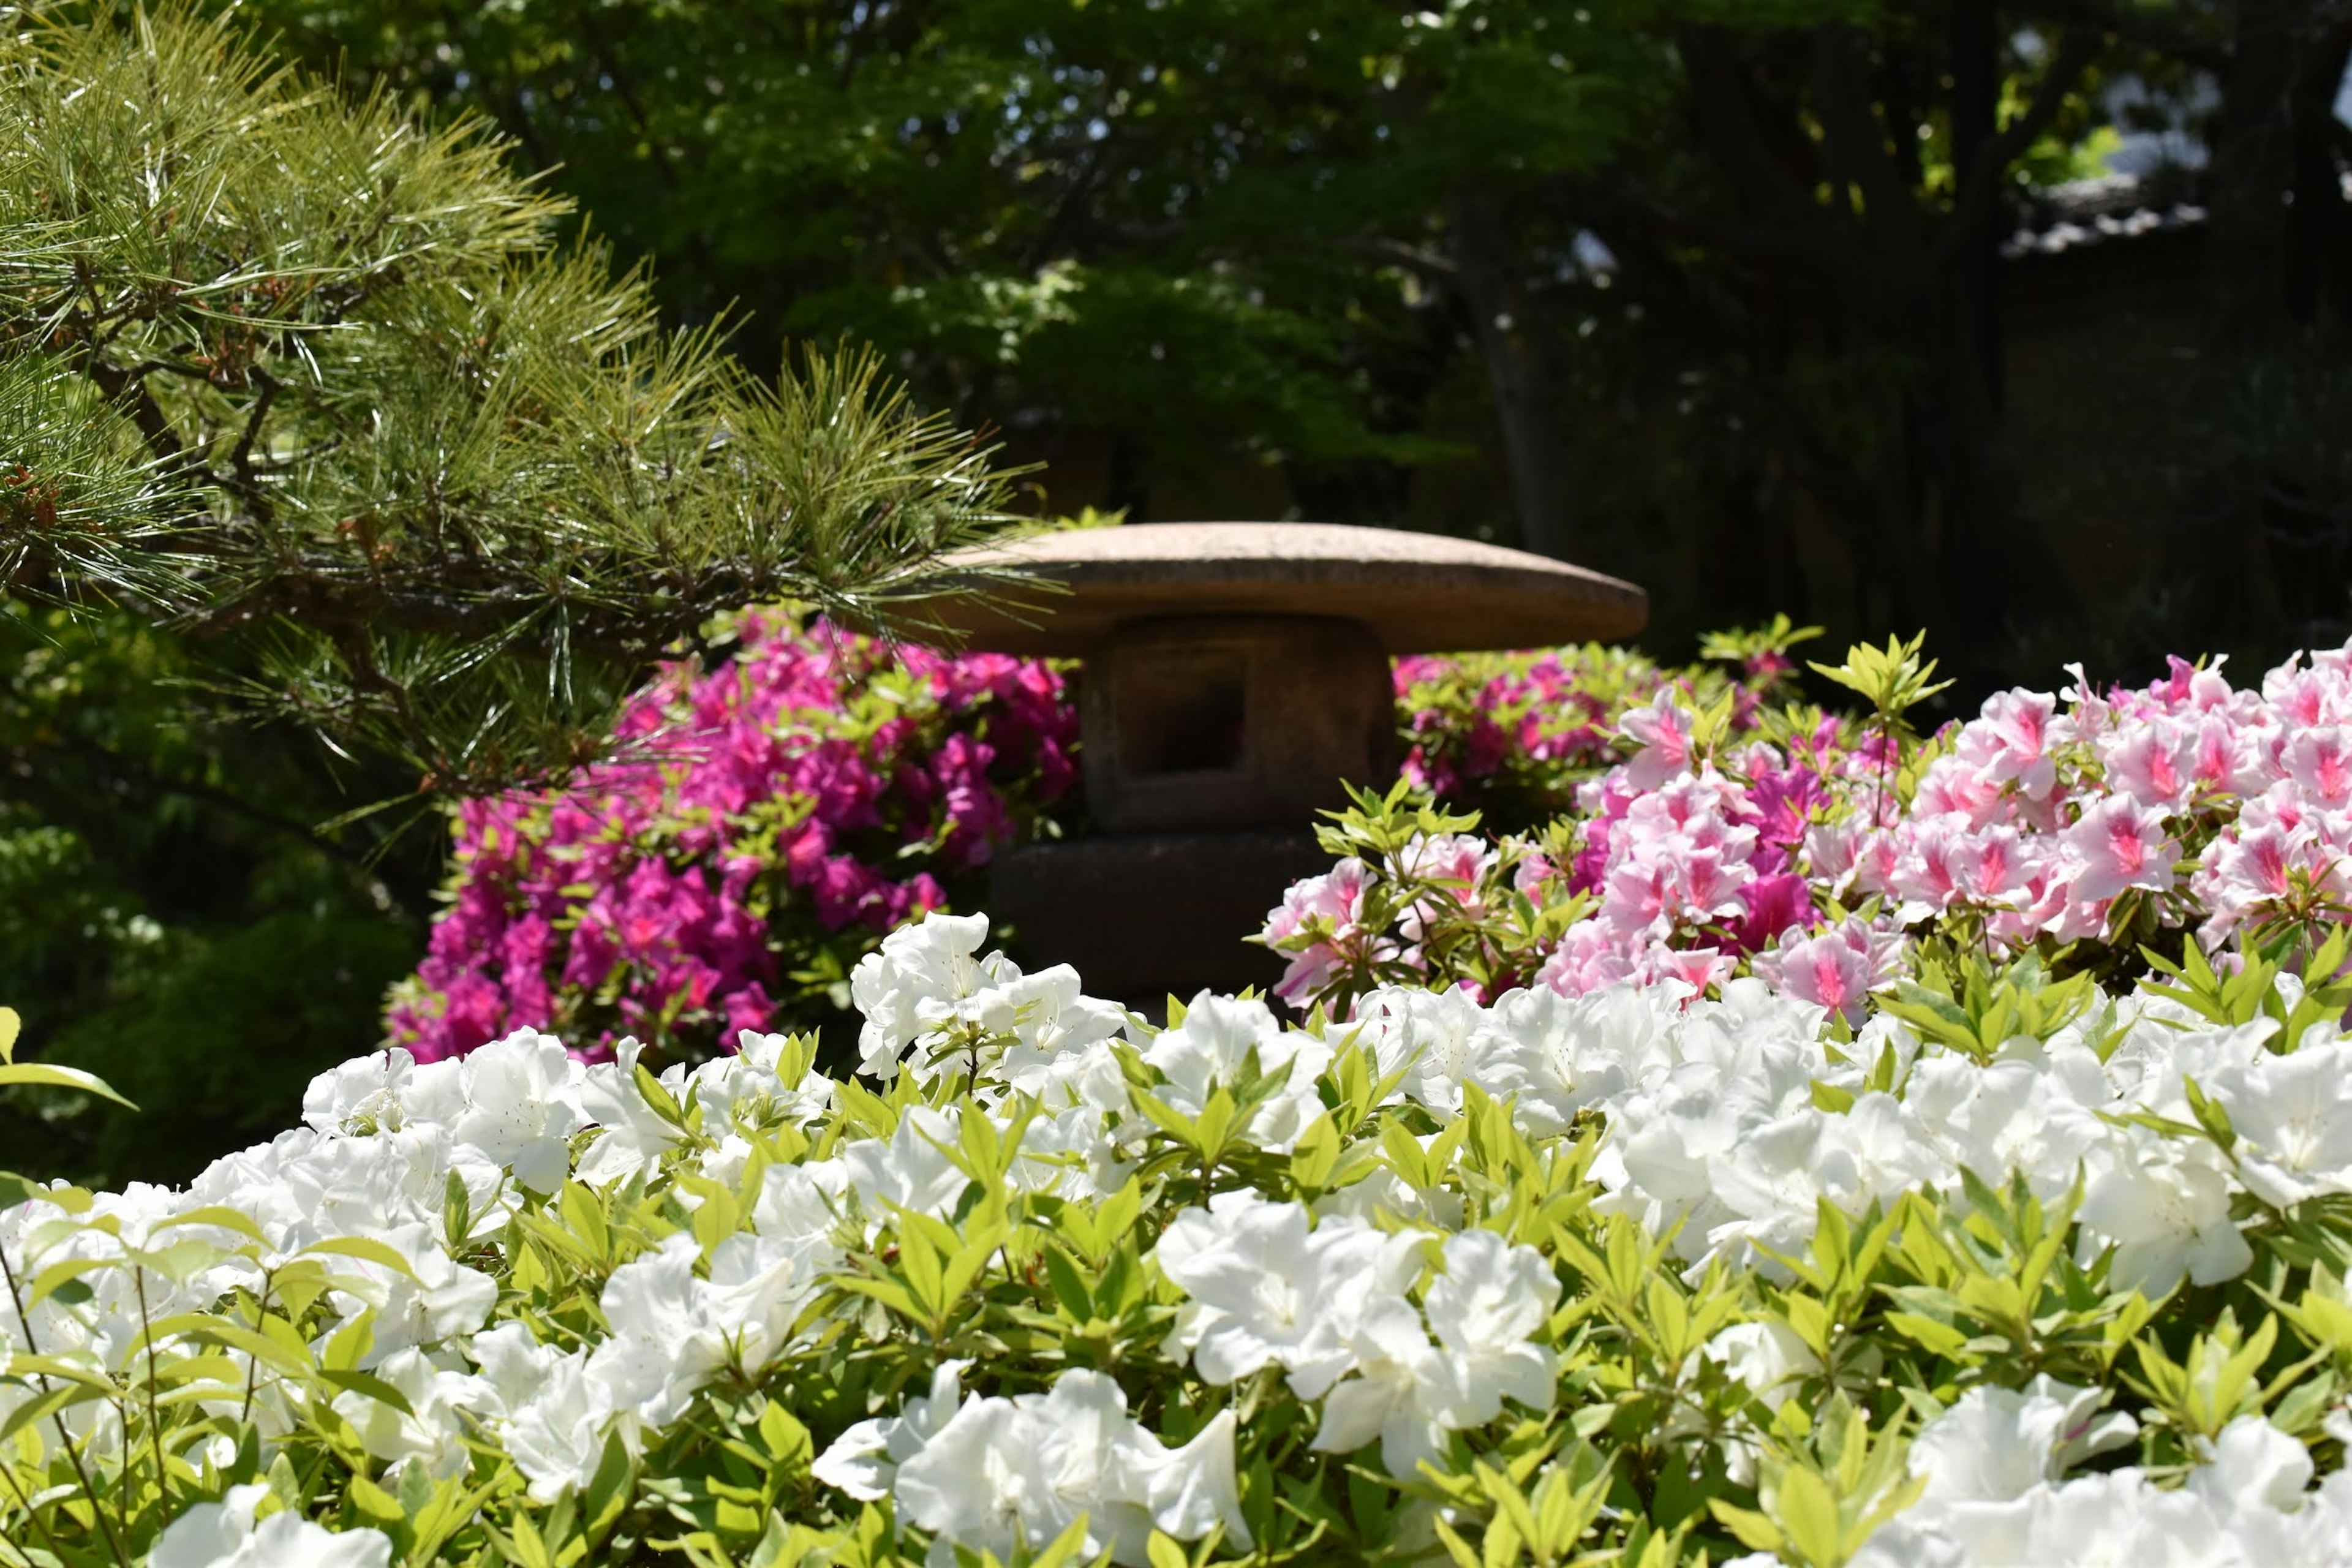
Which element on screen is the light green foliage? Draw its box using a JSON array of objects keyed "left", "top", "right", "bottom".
[
  {"left": 1806, "top": 633, "right": 1950, "bottom": 826},
  {"left": 1805, "top": 635, "right": 1952, "bottom": 741}
]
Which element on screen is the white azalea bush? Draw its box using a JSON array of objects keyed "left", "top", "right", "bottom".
[{"left": 18, "top": 914, "right": 2352, "bottom": 1565}]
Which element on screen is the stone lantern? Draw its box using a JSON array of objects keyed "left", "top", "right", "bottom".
[{"left": 922, "top": 522, "right": 1647, "bottom": 1002}]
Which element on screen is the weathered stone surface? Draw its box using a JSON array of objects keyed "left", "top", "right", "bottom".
[
  {"left": 1082, "top": 615, "right": 1394, "bottom": 833},
  {"left": 924, "top": 520, "right": 1648, "bottom": 655},
  {"left": 988, "top": 829, "right": 1336, "bottom": 1005}
]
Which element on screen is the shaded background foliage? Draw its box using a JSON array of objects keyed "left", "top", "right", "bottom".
[
  {"left": 14, "top": 0, "right": 2352, "bottom": 1185},
  {"left": 0, "top": 605, "right": 434, "bottom": 1183},
  {"left": 222, "top": 0, "right": 2348, "bottom": 671}
]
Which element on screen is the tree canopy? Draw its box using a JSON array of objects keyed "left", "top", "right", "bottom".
[{"left": 235, "top": 0, "right": 2241, "bottom": 673}]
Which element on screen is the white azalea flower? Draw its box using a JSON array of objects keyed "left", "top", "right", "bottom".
[
  {"left": 328, "top": 1346, "right": 481, "bottom": 1482},
  {"left": 821, "top": 1367, "right": 1247, "bottom": 1567},
  {"left": 2186, "top": 1416, "right": 2314, "bottom": 1514},
  {"left": 441, "top": 1029, "right": 590, "bottom": 1194},
  {"left": 503, "top": 1346, "right": 629, "bottom": 1502},
  {"left": 1487, "top": 982, "right": 1673, "bottom": 1136},
  {"left": 1907, "top": 1378, "right": 2138, "bottom": 1505},
  {"left": 301, "top": 1048, "right": 418, "bottom": 1134},
  {"left": 1352, "top": 984, "right": 1534, "bottom": 1117},
  {"left": 1310, "top": 1293, "right": 1455, "bottom": 1480},
  {"left": 151, "top": 1484, "right": 392, "bottom": 1568},
  {"left": 2077, "top": 1125, "right": 2253, "bottom": 1296},
  {"left": 813, "top": 1361, "right": 970, "bottom": 1501},
  {"left": 981, "top": 965, "right": 1129, "bottom": 1078},
  {"left": 1143, "top": 992, "right": 1332, "bottom": 1152},
  {"left": 1422, "top": 1229, "right": 1559, "bottom": 1428},
  {"left": 848, "top": 911, "right": 1019, "bottom": 1079},
  {"left": 1154, "top": 1195, "right": 1422, "bottom": 1398},
  {"left": 584, "top": 1233, "right": 735, "bottom": 1428},
  {"left": 1005, "top": 1101, "right": 1133, "bottom": 1200},
  {"left": 2206, "top": 1037, "right": 2352, "bottom": 1210},
  {"left": 1707, "top": 1319, "right": 1822, "bottom": 1414},
  {"left": 838, "top": 1107, "right": 970, "bottom": 1224},
  {"left": 329, "top": 1221, "right": 497, "bottom": 1364}
]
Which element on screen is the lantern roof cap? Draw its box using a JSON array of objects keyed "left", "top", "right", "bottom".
[{"left": 919, "top": 520, "right": 1649, "bottom": 656}]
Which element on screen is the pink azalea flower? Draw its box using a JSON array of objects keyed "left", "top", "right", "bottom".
[
  {"left": 1618, "top": 692, "right": 1695, "bottom": 788},
  {"left": 386, "top": 611, "right": 1076, "bottom": 1060},
  {"left": 1958, "top": 688, "right": 2063, "bottom": 800},
  {"left": 1263, "top": 857, "right": 1381, "bottom": 1005},
  {"left": 2061, "top": 794, "right": 2179, "bottom": 904},
  {"left": 1751, "top": 919, "right": 1899, "bottom": 1022},
  {"left": 1730, "top": 873, "right": 1812, "bottom": 954},
  {"left": 1912, "top": 755, "right": 2009, "bottom": 827},
  {"left": 2099, "top": 717, "right": 2198, "bottom": 810},
  {"left": 2285, "top": 729, "right": 2352, "bottom": 806}
]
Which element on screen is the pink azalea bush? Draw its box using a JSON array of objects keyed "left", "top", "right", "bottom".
[
  {"left": 383, "top": 608, "right": 1076, "bottom": 1060},
  {"left": 1265, "top": 635, "right": 2352, "bottom": 1020}
]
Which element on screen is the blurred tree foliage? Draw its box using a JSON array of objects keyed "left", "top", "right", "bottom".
[
  {"left": 0, "top": 603, "right": 432, "bottom": 1184},
  {"left": 223, "top": 0, "right": 2186, "bottom": 671},
  {"left": 233, "top": 0, "right": 1659, "bottom": 517},
  {"left": 216, "top": 0, "right": 2352, "bottom": 685}
]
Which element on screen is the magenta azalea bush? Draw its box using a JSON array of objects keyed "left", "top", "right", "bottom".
[
  {"left": 1264, "top": 631, "right": 2352, "bottom": 1022},
  {"left": 384, "top": 608, "right": 1076, "bottom": 1061},
  {"left": 388, "top": 611, "right": 1789, "bottom": 1063}
]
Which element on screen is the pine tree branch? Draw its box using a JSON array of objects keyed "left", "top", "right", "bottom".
[{"left": 0, "top": 8, "right": 1030, "bottom": 801}]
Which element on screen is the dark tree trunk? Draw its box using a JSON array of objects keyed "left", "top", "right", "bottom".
[
  {"left": 2211, "top": 0, "right": 2306, "bottom": 328},
  {"left": 1912, "top": 292, "right": 2015, "bottom": 652},
  {"left": 1948, "top": 0, "right": 2003, "bottom": 409},
  {"left": 1450, "top": 196, "right": 1580, "bottom": 558},
  {"left": 1105, "top": 430, "right": 1151, "bottom": 521},
  {"left": 2286, "top": 19, "right": 2352, "bottom": 325}
]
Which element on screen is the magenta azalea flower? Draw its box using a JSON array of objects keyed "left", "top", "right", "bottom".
[{"left": 385, "top": 611, "right": 1076, "bottom": 1061}]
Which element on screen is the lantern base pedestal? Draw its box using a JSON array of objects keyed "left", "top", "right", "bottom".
[{"left": 986, "top": 829, "right": 1335, "bottom": 1008}]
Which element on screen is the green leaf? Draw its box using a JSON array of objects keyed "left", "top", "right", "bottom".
[
  {"left": 153, "top": 1204, "right": 274, "bottom": 1245},
  {"left": 0, "top": 1170, "right": 41, "bottom": 1213},
  {"left": 315, "top": 1367, "right": 417, "bottom": 1417},
  {"left": 1776, "top": 1466, "right": 1846, "bottom": 1566},
  {"left": 635, "top": 1062, "right": 690, "bottom": 1131},
  {"left": 1041, "top": 1243, "right": 1095, "bottom": 1322},
  {"left": 345, "top": 1473, "right": 407, "bottom": 1531},
  {"left": 582, "top": 1425, "right": 638, "bottom": 1539},
  {"left": 1811, "top": 1079, "right": 1857, "bottom": 1114},
  {"left": 1884, "top": 1313, "right": 1971, "bottom": 1358},
  {"left": 298, "top": 1236, "right": 422, "bottom": 1280},
  {"left": 0, "top": 1379, "right": 108, "bottom": 1444},
  {"left": 1708, "top": 1499, "right": 1783, "bottom": 1555},
  {"left": 0, "top": 1058, "right": 137, "bottom": 1109},
  {"left": 758, "top": 1401, "right": 813, "bottom": 1474}
]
